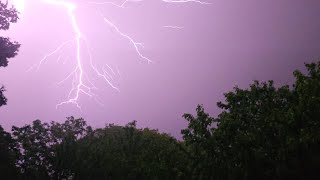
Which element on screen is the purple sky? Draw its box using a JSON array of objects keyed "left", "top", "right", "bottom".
[{"left": 1, "top": 0, "right": 320, "bottom": 138}]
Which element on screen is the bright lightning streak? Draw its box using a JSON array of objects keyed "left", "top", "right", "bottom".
[
  {"left": 86, "top": 43, "right": 120, "bottom": 92},
  {"left": 99, "top": 13, "right": 152, "bottom": 64},
  {"left": 41, "top": 0, "right": 91, "bottom": 109},
  {"left": 25, "top": 0, "right": 208, "bottom": 109}
]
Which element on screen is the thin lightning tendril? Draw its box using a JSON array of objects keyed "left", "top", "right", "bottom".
[
  {"left": 99, "top": 13, "right": 152, "bottom": 64},
  {"left": 26, "top": 0, "right": 209, "bottom": 109}
]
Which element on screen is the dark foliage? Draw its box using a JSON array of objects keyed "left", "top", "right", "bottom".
[
  {"left": 181, "top": 61, "right": 320, "bottom": 180},
  {"left": 0, "top": 1, "right": 20, "bottom": 107},
  {"left": 0, "top": 85, "right": 7, "bottom": 106},
  {"left": 11, "top": 117, "right": 92, "bottom": 180},
  {"left": 0, "top": 36, "right": 20, "bottom": 67},
  {"left": 0, "top": 1, "right": 19, "bottom": 31},
  {"left": 0, "top": 1, "right": 20, "bottom": 67},
  {"left": 10, "top": 118, "right": 189, "bottom": 179},
  {"left": 0, "top": 125, "right": 19, "bottom": 179}
]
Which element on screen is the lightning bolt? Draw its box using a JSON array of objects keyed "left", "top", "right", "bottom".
[
  {"left": 38, "top": 0, "right": 90, "bottom": 109},
  {"left": 25, "top": 0, "right": 209, "bottom": 109}
]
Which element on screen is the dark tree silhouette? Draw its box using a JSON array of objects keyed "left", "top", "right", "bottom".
[
  {"left": 0, "top": 36, "right": 20, "bottom": 67},
  {"left": 0, "top": 125, "right": 19, "bottom": 179},
  {"left": 182, "top": 61, "right": 320, "bottom": 180},
  {"left": 68, "top": 121, "right": 189, "bottom": 179},
  {"left": 11, "top": 117, "right": 92, "bottom": 180},
  {"left": 0, "top": 1, "right": 20, "bottom": 107},
  {"left": 0, "top": 85, "right": 7, "bottom": 106},
  {"left": 12, "top": 119, "right": 189, "bottom": 179}
]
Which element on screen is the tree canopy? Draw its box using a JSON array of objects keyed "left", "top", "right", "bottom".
[
  {"left": 8, "top": 118, "right": 189, "bottom": 179},
  {"left": 181, "top": 61, "right": 320, "bottom": 180}
]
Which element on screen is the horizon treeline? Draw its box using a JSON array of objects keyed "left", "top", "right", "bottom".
[{"left": 0, "top": 61, "right": 320, "bottom": 180}]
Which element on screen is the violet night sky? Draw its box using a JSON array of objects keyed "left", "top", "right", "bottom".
[{"left": 1, "top": 0, "right": 320, "bottom": 138}]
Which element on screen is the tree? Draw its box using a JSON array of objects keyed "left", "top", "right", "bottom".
[
  {"left": 69, "top": 121, "right": 190, "bottom": 179},
  {"left": 0, "top": 36, "right": 20, "bottom": 67},
  {"left": 12, "top": 120, "right": 52, "bottom": 179},
  {"left": 11, "top": 119, "right": 189, "bottom": 179},
  {"left": 0, "top": 85, "right": 7, "bottom": 106},
  {"left": 0, "top": 1, "right": 21, "bottom": 107},
  {"left": 49, "top": 117, "right": 92, "bottom": 179},
  {"left": 0, "top": 125, "right": 19, "bottom": 179},
  {"left": 291, "top": 62, "right": 320, "bottom": 179},
  {"left": 181, "top": 105, "right": 216, "bottom": 179},
  {"left": 182, "top": 61, "right": 320, "bottom": 180},
  {"left": 12, "top": 117, "right": 91, "bottom": 180}
]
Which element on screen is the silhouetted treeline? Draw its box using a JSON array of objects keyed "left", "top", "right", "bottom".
[
  {"left": 1, "top": 118, "right": 190, "bottom": 180},
  {"left": 0, "top": 61, "right": 319, "bottom": 180}
]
